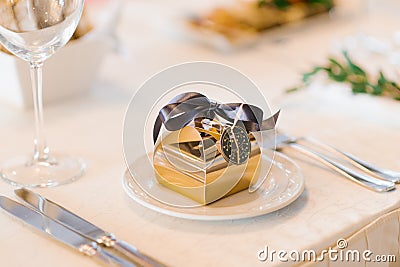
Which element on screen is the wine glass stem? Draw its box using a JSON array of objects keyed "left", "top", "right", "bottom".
[{"left": 30, "top": 62, "right": 50, "bottom": 162}]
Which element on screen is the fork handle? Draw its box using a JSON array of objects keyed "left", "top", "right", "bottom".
[
  {"left": 113, "top": 240, "right": 167, "bottom": 267},
  {"left": 93, "top": 246, "right": 137, "bottom": 267},
  {"left": 304, "top": 137, "right": 400, "bottom": 183},
  {"left": 288, "top": 143, "right": 395, "bottom": 192},
  {"left": 81, "top": 242, "right": 136, "bottom": 267}
]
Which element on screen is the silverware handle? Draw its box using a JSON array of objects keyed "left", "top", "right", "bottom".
[
  {"left": 305, "top": 137, "right": 400, "bottom": 183},
  {"left": 83, "top": 243, "right": 137, "bottom": 267},
  {"left": 289, "top": 143, "right": 395, "bottom": 192},
  {"left": 113, "top": 240, "right": 167, "bottom": 267},
  {"left": 94, "top": 248, "right": 137, "bottom": 267},
  {"left": 339, "top": 152, "right": 400, "bottom": 182}
]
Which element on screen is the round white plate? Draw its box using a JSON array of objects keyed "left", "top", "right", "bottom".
[{"left": 122, "top": 151, "right": 304, "bottom": 221}]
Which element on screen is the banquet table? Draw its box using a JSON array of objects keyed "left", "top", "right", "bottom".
[{"left": 1, "top": 0, "right": 400, "bottom": 266}]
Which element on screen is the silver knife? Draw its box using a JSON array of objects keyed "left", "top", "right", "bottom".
[
  {"left": 0, "top": 196, "right": 136, "bottom": 267},
  {"left": 15, "top": 188, "right": 166, "bottom": 267}
]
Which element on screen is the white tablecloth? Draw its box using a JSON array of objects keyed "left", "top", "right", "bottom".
[{"left": 0, "top": 0, "right": 400, "bottom": 266}]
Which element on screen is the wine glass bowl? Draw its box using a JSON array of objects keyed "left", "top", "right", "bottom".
[
  {"left": 0, "top": 0, "right": 86, "bottom": 187},
  {"left": 0, "top": 0, "right": 83, "bottom": 62}
]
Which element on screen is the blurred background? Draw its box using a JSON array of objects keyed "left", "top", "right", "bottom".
[{"left": 1, "top": 0, "right": 400, "bottom": 136}]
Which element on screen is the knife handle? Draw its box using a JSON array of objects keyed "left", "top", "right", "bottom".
[
  {"left": 82, "top": 242, "right": 137, "bottom": 267},
  {"left": 113, "top": 240, "right": 167, "bottom": 267}
]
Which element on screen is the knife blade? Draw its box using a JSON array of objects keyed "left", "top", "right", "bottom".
[
  {"left": 15, "top": 188, "right": 166, "bottom": 267},
  {"left": 0, "top": 196, "right": 136, "bottom": 267}
]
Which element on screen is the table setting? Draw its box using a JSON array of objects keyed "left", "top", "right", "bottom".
[{"left": 0, "top": 0, "right": 400, "bottom": 266}]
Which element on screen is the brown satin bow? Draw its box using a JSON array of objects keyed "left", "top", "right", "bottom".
[{"left": 153, "top": 92, "right": 280, "bottom": 143}]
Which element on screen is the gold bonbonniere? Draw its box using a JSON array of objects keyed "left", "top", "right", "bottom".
[{"left": 153, "top": 121, "right": 261, "bottom": 205}]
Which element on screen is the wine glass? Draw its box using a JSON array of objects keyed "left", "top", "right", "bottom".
[{"left": 0, "top": 0, "right": 86, "bottom": 187}]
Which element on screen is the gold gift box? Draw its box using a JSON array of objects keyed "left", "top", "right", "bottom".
[{"left": 153, "top": 124, "right": 261, "bottom": 205}]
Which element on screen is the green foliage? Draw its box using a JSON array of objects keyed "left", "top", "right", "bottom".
[
  {"left": 259, "top": 0, "right": 334, "bottom": 9},
  {"left": 288, "top": 51, "right": 400, "bottom": 100},
  {"left": 272, "top": 0, "right": 291, "bottom": 9}
]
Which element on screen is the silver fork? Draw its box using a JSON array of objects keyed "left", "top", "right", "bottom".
[
  {"left": 273, "top": 133, "right": 396, "bottom": 192},
  {"left": 304, "top": 137, "right": 400, "bottom": 183}
]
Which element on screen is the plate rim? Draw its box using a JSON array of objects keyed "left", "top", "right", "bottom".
[{"left": 122, "top": 151, "right": 305, "bottom": 221}]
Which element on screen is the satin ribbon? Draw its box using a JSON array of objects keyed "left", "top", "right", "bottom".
[{"left": 153, "top": 92, "right": 279, "bottom": 143}]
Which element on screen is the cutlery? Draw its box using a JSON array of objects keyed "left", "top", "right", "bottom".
[
  {"left": 15, "top": 188, "right": 166, "bottom": 267},
  {"left": 274, "top": 133, "right": 396, "bottom": 192},
  {"left": 304, "top": 137, "right": 400, "bottom": 183},
  {"left": 0, "top": 196, "right": 136, "bottom": 267}
]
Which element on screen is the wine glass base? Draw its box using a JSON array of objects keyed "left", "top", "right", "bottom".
[{"left": 0, "top": 154, "right": 86, "bottom": 188}]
